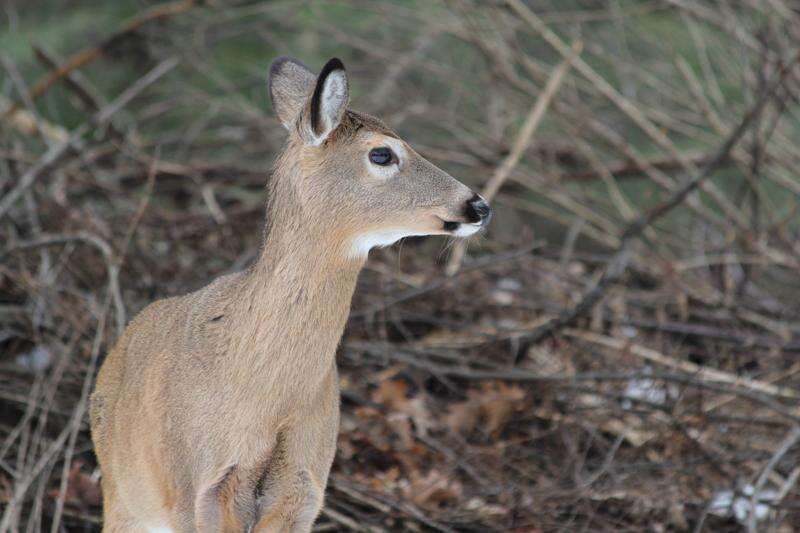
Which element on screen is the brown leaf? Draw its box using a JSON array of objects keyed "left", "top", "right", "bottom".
[
  {"left": 444, "top": 400, "right": 480, "bottom": 435},
  {"left": 444, "top": 381, "right": 525, "bottom": 437},
  {"left": 48, "top": 460, "right": 102, "bottom": 507},
  {"left": 372, "top": 379, "right": 434, "bottom": 442},
  {"left": 372, "top": 379, "right": 409, "bottom": 411},
  {"left": 404, "top": 469, "right": 462, "bottom": 507}
]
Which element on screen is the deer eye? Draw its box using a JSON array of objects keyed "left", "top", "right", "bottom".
[{"left": 369, "top": 147, "right": 394, "bottom": 166}]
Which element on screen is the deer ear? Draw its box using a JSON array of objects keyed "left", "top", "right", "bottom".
[
  {"left": 268, "top": 56, "right": 316, "bottom": 130},
  {"left": 305, "top": 58, "right": 349, "bottom": 145}
]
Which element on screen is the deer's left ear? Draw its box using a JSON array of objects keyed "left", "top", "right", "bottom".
[
  {"left": 268, "top": 56, "right": 316, "bottom": 131},
  {"left": 304, "top": 58, "right": 349, "bottom": 145}
]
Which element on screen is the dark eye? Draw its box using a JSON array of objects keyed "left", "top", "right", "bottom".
[{"left": 369, "top": 147, "right": 394, "bottom": 166}]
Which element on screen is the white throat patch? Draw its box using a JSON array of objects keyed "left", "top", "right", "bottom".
[
  {"left": 349, "top": 228, "right": 431, "bottom": 259},
  {"left": 453, "top": 222, "right": 481, "bottom": 237}
]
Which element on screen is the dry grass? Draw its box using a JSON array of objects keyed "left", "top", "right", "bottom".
[{"left": 2, "top": 1, "right": 800, "bottom": 531}]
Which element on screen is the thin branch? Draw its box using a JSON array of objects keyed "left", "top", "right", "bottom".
[
  {"left": 1, "top": 233, "right": 125, "bottom": 338},
  {"left": 0, "top": 295, "right": 108, "bottom": 532},
  {"left": 0, "top": 0, "right": 194, "bottom": 122},
  {"left": 563, "top": 329, "right": 798, "bottom": 400},
  {"left": 94, "top": 57, "right": 179, "bottom": 125},
  {"left": 0, "top": 125, "right": 87, "bottom": 222},
  {"left": 347, "top": 342, "right": 800, "bottom": 423},
  {"left": 506, "top": 0, "right": 750, "bottom": 229},
  {"left": 747, "top": 425, "right": 800, "bottom": 532},
  {"left": 516, "top": 50, "right": 800, "bottom": 356},
  {"left": 445, "top": 40, "right": 581, "bottom": 275}
]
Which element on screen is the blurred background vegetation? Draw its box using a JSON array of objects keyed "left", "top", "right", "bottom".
[{"left": 2, "top": 1, "right": 800, "bottom": 531}]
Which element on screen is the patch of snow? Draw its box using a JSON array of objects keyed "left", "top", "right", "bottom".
[
  {"left": 492, "top": 278, "right": 522, "bottom": 306},
  {"left": 622, "top": 366, "right": 666, "bottom": 408},
  {"left": 15, "top": 345, "right": 52, "bottom": 372},
  {"left": 496, "top": 278, "right": 522, "bottom": 291},
  {"left": 709, "top": 484, "right": 777, "bottom": 525},
  {"left": 490, "top": 290, "right": 514, "bottom": 306}
]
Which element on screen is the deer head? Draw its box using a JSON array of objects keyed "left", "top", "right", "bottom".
[{"left": 267, "top": 56, "right": 491, "bottom": 260}]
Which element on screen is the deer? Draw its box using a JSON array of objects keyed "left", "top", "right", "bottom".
[{"left": 89, "top": 56, "right": 492, "bottom": 532}]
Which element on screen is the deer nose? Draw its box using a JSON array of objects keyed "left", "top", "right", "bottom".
[{"left": 465, "top": 194, "right": 492, "bottom": 225}]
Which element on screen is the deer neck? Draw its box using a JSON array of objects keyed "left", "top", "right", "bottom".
[{"left": 230, "top": 168, "right": 365, "bottom": 392}]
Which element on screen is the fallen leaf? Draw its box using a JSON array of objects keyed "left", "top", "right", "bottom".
[{"left": 47, "top": 460, "right": 102, "bottom": 507}]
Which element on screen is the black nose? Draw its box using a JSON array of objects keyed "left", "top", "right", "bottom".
[{"left": 465, "top": 194, "right": 492, "bottom": 224}]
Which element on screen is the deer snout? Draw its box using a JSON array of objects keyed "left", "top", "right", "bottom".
[
  {"left": 465, "top": 194, "right": 492, "bottom": 225},
  {"left": 441, "top": 193, "right": 492, "bottom": 237}
]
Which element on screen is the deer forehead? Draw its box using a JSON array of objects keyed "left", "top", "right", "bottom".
[
  {"left": 362, "top": 134, "right": 407, "bottom": 156},
  {"left": 335, "top": 131, "right": 407, "bottom": 158},
  {"left": 307, "top": 132, "right": 409, "bottom": 174}
]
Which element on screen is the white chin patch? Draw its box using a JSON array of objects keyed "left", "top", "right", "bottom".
[
  {"left": 349, "top": 229, "right": 432, "bottom": 258},
  {"left": 349, "top": 223, "right": 483, "bottom": 258},
  {"left": 453, "top": 223, "right": 482, "bottom": 237}
]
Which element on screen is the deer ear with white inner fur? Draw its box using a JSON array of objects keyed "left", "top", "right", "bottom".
[
  {"left": 268, "top": 56, "right": 316, "bottom": 130},
  {"left": 306, "top": 58, "right": 349, "bottom": 145}
]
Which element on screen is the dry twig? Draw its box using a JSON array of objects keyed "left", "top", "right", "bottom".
[
  {"left": 516, "top": 50, "right": 800, "bottom": 355},
  {"left": 445, "top": 40, "right": 581, "bottom": 275}
]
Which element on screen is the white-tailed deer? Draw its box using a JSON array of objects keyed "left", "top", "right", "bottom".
[{"left": 90, "top": 56, "right": 491, "bottom": 532}]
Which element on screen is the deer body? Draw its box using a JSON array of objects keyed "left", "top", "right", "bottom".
[{"left": 90, "top": 57, "right": 491, "bottom": 532}]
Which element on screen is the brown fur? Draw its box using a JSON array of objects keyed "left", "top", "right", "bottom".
[{"left": 90, "top": 57, "right": 483, "bottom": 532}]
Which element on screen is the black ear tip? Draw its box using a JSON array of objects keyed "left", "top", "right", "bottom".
[
  {"left": 328, "top": 57, "right": 345, "bottom": 70},
  {"left": 320, "top": 57, "right": 345, "bottom": 77}
]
